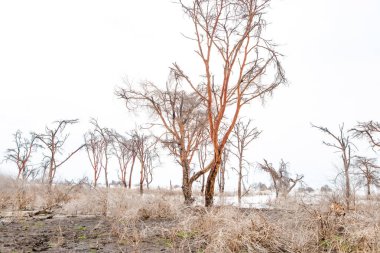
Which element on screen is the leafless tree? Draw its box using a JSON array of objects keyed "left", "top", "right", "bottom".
[
  {"left": 130, "top": 129, "right": 157, "bottom": 195},
  {"left": 35, "top": 119, "right": 84, "bottom": 187},
  {"left": 351, "top": 121, "right": 380, "bottom": 150},
  {"left": 354, "top": 156, "right": 380, "bottom": 196},
  {"left": 231, "top": 119, "right": 261, "bottom": 203},
  {"left": 4, "top": 130, "right": 40, "bottom": 180},
  {"left": 109, "top": 131, "right": 135, "bottom": 188},
  {"left": 90, "top": 119, "right": 112, "bottom": 188},
  {"left": 84, "top": 130, "right": 104, "bottom": 187},
  {"left": 116, "top": 78, "right": 211, "bottom": 203},
  {"left": 176, "top": 0, "right": 285, "bottom": 206},
  {"left": 313, "top": 124, "right": 354, "bottom": 209},
  {"left": 197, "top": 140, "right": 210, "bottom": 195},
  {"left": 259, "top": 159, "right": 303, "bottom": 198}
]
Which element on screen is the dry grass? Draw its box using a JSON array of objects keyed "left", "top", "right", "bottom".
[{"left": 1, "top": 175, "right": 379, "bottom": 252}]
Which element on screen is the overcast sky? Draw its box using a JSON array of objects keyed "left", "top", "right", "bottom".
[{"left": 0, "top": 0, "right": 379, "bottom": 189}]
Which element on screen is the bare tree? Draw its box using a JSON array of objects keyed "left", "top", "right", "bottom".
[
  {"left": 109, "top": 131, "right": 134, "bottom": 188},
  {"left": 90, "top": 119, "right": 112, "bottom": 188},
  {"left": 84, "top": 130, "right": 104, "bottom": 187},
  {"left": 351, "top": 121, "right": 380, "bottom": 150},
  {"left": 231, "top": 119, "right": 261, "bottom": 203},
  {"left": 130, "top": 129, "right": 157, "bottom": 195},
  {"left": 116, "top": 79, "right": 211, "bottom": 203},
  {"left": 259, "top": 159, "right": 303, "bottom": 198},
  {"left": 354, "top": 156, "right": 380, "bottom": 196},
  {"left": 35, "top": 119, "right": 84, "bottom": 187},
  {"left": 313, "top": 124, "right": 354, "bottom": 209},
  {"left": 4, "top": 130, "right": 40, "bottom": 180},
  {"left": 197, "top": 140, "right": 210, "bottom": 195},
  {"left": 176, "top": 0, "right": 285, "bottom": 206}
]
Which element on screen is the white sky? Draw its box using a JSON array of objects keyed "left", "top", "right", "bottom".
[{"left": 0, "top": 0, "right": 380, "bottom": 190}]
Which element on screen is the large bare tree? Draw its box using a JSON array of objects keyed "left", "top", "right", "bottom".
[
  {"left": 116, "top": 79, "right": 211, "bottom": 203},
  {"left": 354, "top": 156, "right": 380, "bottom": 196},
  {"left": 313, "top": 124, "right": 354, "bottom": 209},
  {"left": 259, "top": 159, "right": 303, "bottom": 198},
  {"left": 35, "top": 119, "right": 84, "bottom": 187},
  {"left": 176, "top": 0, "right": 285, "bottom": 206},
  {"left": 231, "top": 119, "right": 261, "bottom": 203},
  {"left": 4, "top": 130, "right": 40, "bottom": 180}
]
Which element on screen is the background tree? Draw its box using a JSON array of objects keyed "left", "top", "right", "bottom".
[
  {"left": 176, "top": 0, "right": 285, "bottom": 206},
  {"left": 4, "top": 130, "right": 40, "bottom": 180},
  {"left": 259, "top": 159, "right": 303, "bottom": 198},
  {"left": 35, "top": 119, "right": 84, "bottom": 187},
  {"left": 354, "top": 156, "right": 380, "bottom": 196},
  {"left": 218, "top": 146, "right": 230, "bottom": 194},
  {"left": 84, "top": 130, "right": 104, "bottom": 187},
  {"left": 231, "top": 119, "right": 261, "bottom": 203},
  {"left": 116, "top": 78, "right": 211, "bottom": 203},
  {"left": 130, "top": 129, "right": 157, "bottom": 195},
  {"left": 351, "top": 121, "right": 380, "bottom": 150},
  {"left": 90, "top": 119, "right": 112, "bottom": 188},
  {"left": 313, "top": 124, "right": 354, "bottom": 209},
  {"left": 110, "top": 131, "right": 134, "bottom": 188}
]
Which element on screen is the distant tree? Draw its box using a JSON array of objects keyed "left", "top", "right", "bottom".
[
  {"left": 35, "top": 119, "right": 84, "bottom": 187},
  {"left": 84, "top": 130, "right": 104, "bottom": 187},
  {"left": 313, "top": 124, "right": 354, "bottom": 209},
  {"left": 320, "top": 184, "right": 332, "bottom": 193},
  {"left": 130, "top": 129, "right": 157, "bottom": 195},
  {"left": 351, "top": 121, "right": 380, "bottom": 150},
  {"left": 259, "top": 159, "right": 303, "bottom": 198},
  {"left": 218, "top": 146, "right": 230, "bottom": 194},
  {"left": 354, "top": 156, "right": 380, "bottom": 196},
  {"left": 4, "top": 130, "right": 40, "bottom": 180},
  {"left": 116, "top": 78, "right": 210, "bottom": 203},
  {"left": 90, "top": 119, "right": 112, "bottom": 188},
  {"left": 230, "top": 119, "right": 261, "bottom": 203},
  {"left": 197, "top": 141, "right": 210, "bottom": 195},
  {"left": 109, "top": 131, "right": 134, "bottom": 188},
  {"left": 176, "top": 0, "right": 285, "bottom": 207}
]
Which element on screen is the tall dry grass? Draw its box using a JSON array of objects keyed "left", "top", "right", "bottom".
[{"left": 0, "top": 175, "right": 379, "bottom": 252}]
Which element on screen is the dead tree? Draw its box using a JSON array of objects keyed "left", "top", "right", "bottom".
[
  {"left": 354, "top": 156, "right": 380, "bottom": 196},
  {"left": 35, "top": 119, "right": 84, "bottom": 187},
  {"left": 84, "top": 130, "right": 104, "bottom": 187},
  {"left": 176, "top": 0, "right": 285, "bottom": 206},
  {"left": 313, "top": 124, "right": 354, "bottom": 209},
  {"left": 109, "top": 131, "right": 134, "bottom": 188},
  {"left": 116, "top": 79, "right": 210, "bottom": 204},
  {"left": 131, "top": 129, "right": 157, "bottom": 195},
  {"left": 351, "top": 121, "right": 380, "bottom": 150},
  {"left": 231, "top": 119, "right": 261, "bottom": 203},
  {"left": 90, "top": 119, "right": 112, "bottom": 188},
  {"left": 4, "top": 130, "right": 40, "bottom": 180},
  {"left": 259, "top": 159, "right": 303, "bottom": 198}
]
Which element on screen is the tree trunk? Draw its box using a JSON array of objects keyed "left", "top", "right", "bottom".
[
  {"left": 367, "top": 183, "right": 371, "bottom": 196},
  {"left": 201, "top": 174, "right": 205, "bottom": 195},
  {"left": 205, "top": 160, "right": 220, "bottom": 207},
  {"left": 238, "top": 170, "right": 242, "bottom": 204},
  {"left": 344, "top": 167, "right": 350, "bottom": 210},
  {"left": 128, "top": 156, "right": 136, "bottom": 189},
  {"left": 139, "top": 163, "right": 144, "bottom": 195},
  {"left": 182, "top": 161, "right": 194, "bottom": 204}
]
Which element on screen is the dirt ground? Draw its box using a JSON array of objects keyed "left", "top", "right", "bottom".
[{"left": 0, "top": 213, "right": 177, "bottom": 253}]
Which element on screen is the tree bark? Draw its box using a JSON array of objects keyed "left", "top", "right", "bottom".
[
  {"left": 128, "top": 156, "right": 136, "bottom": 189},
  {"left": 205, "top": 160, "right": 220, "bottom": 207}
]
